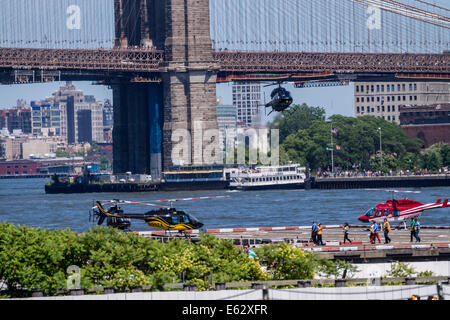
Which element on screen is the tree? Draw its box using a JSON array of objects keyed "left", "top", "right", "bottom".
[
  {"left": 270, "top": 106, "right": 423, "bottom": 171},
  {"left": 270, "top": 103, "right": 326, "bottom": 142}
]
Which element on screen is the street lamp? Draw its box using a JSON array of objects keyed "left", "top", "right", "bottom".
[{"left": 377, "top": 127, "right": 382, "bottom": 170}]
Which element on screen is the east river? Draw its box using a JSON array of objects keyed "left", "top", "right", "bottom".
[{"left": 0, "top": 178, "right": 449, "bottom": 233}]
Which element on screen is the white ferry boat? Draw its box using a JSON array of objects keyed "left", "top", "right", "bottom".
[{"left": 225, "top": 164, "right": 308, "bottom": 190}]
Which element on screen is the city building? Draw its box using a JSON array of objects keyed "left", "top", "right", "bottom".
[
  {"left": 0, "top": 105, "right": 32, "bottom": 134},
  {"left": 232, "top": 82, "right": 263, "bottom": 128},
  {"left": 216, "top": 100, "right": 237, "bottom": 151},
  {"left": 399, "top": 103, "right": 450, "bottom": 148},
  {"left": 354, "top": 81, "right": 450, "bottom": 124},
  {"left": 103, "top": 99, "right": 114, "bottom": 128},
  {"left": 31, "top": 82, "right": 104, "bottom": 144}
]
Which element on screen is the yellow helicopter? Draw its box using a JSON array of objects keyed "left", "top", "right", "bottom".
[{"left": 90, "top": 196, "right": 227, "bottom": 231}]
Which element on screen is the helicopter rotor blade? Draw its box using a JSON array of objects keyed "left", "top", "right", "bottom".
[
  {"left": 363, "top": 189, "right": 421, "bottom": 194},
  {"left": 155, "top": 195, "right": 229, "bottom": 203},
  {"left": 119, "top": 200, "right": 169, "bottom": 208}
]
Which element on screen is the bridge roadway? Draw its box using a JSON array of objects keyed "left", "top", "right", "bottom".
[
  {"left": 135, "top": 224, "right": 450, "bottom": 262},
  {"left": 0, "top": 48, "right": 449, "bottom": 84}
]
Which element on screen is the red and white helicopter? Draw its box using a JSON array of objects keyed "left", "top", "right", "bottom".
[{"left": 357, "top": 190, "right": 448, "bottom": 228}]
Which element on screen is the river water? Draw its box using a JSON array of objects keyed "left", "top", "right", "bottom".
[{"left": 0, "top": 178, "right": 449, "bottom": 233}]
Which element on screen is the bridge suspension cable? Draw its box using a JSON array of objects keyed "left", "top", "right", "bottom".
[
  {"left": 210, "top": 0, "right": 449, "bottom": 53},
  {"left": 351, "top": 0, "right": 450, "bottom": 29}
]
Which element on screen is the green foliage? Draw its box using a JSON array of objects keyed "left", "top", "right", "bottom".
[
  {"left": 317, "top": 259, "right": 359, "bottom": 279},
  {"left": 0, "top": 224, "right": 385, "bottom": 297},
  {"left": 270, "top": 104, "right": 433, "bottom": 170},
  {"left": 387, "top": 261, "right": 415, "bottom": 278},
  {"left": 270, "top": 103, "right": 326, "bottom": 143},
  {"left": 255, "top": 242, "right": 319, "bottom": 280},
  {"left": 0, "top": 225, "right": 272, "bottom": 296}
]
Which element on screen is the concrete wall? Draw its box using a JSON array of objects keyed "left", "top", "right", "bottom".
[{"left": 17, "top": 285, "right": 449, "bottom": 300}]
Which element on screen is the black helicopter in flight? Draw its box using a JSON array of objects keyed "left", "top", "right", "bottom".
[
  {"left": 90, "top": 196, "right": 227, "bottom": 231},
  {"left": 264, "top": 83, "right": 293, "bottom": 115}
]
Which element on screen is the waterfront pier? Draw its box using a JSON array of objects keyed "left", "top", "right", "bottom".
[{"left": 135, "top": 224, "right": 450, "bottom": 263}]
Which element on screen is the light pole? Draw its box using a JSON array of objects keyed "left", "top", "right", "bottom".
[{"left": 378, "top": 127, "right": 382, "bottom": 170}]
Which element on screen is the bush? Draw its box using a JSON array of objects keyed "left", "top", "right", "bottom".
[{"left": 0, "top": 223, "right": 357, "bottom": 296}]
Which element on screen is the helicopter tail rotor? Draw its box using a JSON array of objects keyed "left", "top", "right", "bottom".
[{"left": 90, "top": 201, "right": 108, "bottom": 226}]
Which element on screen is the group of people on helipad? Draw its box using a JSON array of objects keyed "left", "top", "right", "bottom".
[{"left": 310, "top": 218, "right": 421, "bottom": 246}]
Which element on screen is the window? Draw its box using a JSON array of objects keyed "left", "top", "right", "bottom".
[
  {"left": 365, "top": 208, "right": 376, "bottom": 217},
  {"left": 392, "top": 106, "right": 395, "bottom": 112},
  {"left": 361, "top": 97, "right": 364, "bottom": 102},
  {"left": 356, "top": 106, "right": 360, "bottom": 113},
  {"left": 387, "top": 106, "right": 390, "bottom": 112},
  {"left": 376, "top": 85, "right": 380, "bottom": 92},
  {"left": 402, "top": 84, "right": 406, "bottom": 91},
  {"left": 356, "top": 97, "right": 360, "bottom": 102},
  {"left": 409, "top": 84, "right": 413, "bottom": 91},
  {"left": 356, "top": 86, "right": 360, "bottom": 92}
]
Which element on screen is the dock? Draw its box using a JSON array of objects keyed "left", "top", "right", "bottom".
[
  {"left": 311, "top": 174, "right": 450, "bottom": 189},
  {"left": 134, "top": 224, "right": 450, "bottom": 262}
]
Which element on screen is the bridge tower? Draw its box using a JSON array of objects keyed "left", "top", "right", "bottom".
[{"left": 113, "top": 0, "right": 220, "bottom": 177}]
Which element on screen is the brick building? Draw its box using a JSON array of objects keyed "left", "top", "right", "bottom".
[
  {"left": 0, "top": 160, "right": 41, "bottom": 176},
  {"left": 399, "top": 103, "right": 450, "bottom": 148}
]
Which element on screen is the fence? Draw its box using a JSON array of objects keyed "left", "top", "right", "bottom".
[{"left": 7, "top": 276, "right": 450, "bottom": 300}]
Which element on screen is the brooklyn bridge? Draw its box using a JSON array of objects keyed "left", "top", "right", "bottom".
[{"left": 0, "top": 0, "right": 449, "bottom": 177}]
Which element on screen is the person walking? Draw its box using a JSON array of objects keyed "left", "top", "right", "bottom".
[
  {"left": 382, "top": 218, "right": 391, "bottom": 244},
  {"left": 343, "top": 222, "right": 352, "bottom": 244},
  {"left": 311, "top": 221, "right": 318, "bottom": 245},
  {"left": 370, "top": 220, "right": 381, "bottom": 244},
  {"left": 413, "top": 218, "right": 421, "bottom": 242},
  {"left": 316, "top": 223, "right": 325, "bottom": 245},
  {"left": 410, "top": 218, "right": 417, "bottom": 242}
]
